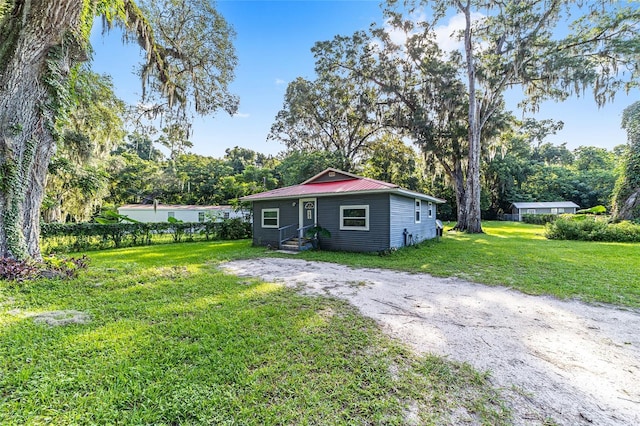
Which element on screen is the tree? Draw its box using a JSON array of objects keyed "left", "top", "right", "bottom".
[
  {"left": 361, "top": 136, "right": 425, "bottom": 191},
  {"left": 0, "top": 0, "right": 237, "bottom": 260},
  {"left": 112, "top": 132, "right": 165, "bottom": 161},
  {"left": 268, "top": 75, "right": 383, "bottom": 170},
  {"left": 43, "top": 68, "right": 126, "bottom": 222},
  {"left": 312, "top": 26, "right": 508, "bottom": 227},
  {"left": 612, "top": 101, "right": 640, "bottom": 221},
  {"left": 387, "top": 0, "right": 640, "bottom": 232},
  {"left": 275, "top": 150, "right": 347, "bottom": 186}
]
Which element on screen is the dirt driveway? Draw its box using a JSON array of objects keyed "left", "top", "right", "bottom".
[{"left": 222, "top": 258, "right": 640, "bottom": 426}]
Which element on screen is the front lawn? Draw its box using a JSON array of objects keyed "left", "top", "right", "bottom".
[
  {"left": 294, "top": 221, "right": 640, "bottom": 308},
  {"left": 0, "top": 240, "right": 508, "bottom": 425}
]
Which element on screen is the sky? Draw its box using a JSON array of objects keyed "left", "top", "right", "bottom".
[{"left": 89, "top": 0, "right": 638, "bottom": 160}]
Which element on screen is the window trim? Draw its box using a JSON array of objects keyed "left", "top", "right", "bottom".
[
  {"left": 340, "top": 205, "right": 369, "bottom": 231},
  {"left": 261, "top": 208, "right": 279, "bottom": 228},
  {"left": 428, "top": 201, "right": 433, "bottom": 219},
  {"left": 415, "top": 199, "right": 421, "bottom": 224},
  {"left": 198, "top": 212, "right": 205, "bottom": 222}
]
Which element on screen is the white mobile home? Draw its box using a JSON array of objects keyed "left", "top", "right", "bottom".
[
  {"left": 510, "top": 201, "right": 579, "bottom": 221},
  {"left": 117, "top": 204, "right": 246, "bottom": 223}
]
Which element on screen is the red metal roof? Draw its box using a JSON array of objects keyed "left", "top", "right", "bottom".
[
  {"left": 241, "top": 168, "right": 445, "bottom": 203},
  {"left": 242, "top": 178, "right": 397, "bottom": 200}
]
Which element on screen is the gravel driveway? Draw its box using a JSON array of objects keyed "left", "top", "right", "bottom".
[{"left": 222, "top": 258, "right": 640, "bottom": 426}]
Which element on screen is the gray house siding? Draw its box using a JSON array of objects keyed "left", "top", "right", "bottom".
[
  {"left": 316, "top": 193, "right": 390, "bottom": 252},
  {"left": 251, "top": 200, "right": 298, "bottom": 247},
  {"left": 311, "top": 171, "right": 351, "bottom": 183},
  {"left": 250, "top": 192, "right": 440, "bottom": 252},
  {"left": 389, "top": 194, "right": 437, "bottom": 248}
]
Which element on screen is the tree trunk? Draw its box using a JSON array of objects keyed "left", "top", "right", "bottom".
[
  {"left": 614, "top": 188, "right": 640, "bottom": 221},
  {"left": 463, "top": 127, "right": 483, "bottom": 233},
  {"left": 450, "top": 161, "right": 467, "bottom": 228},
  {"left": 457, "top": 1, "right": 483, "bottom": 233},
  {"left": 0, "top": 0, "right": 84, "bottom": 260}
]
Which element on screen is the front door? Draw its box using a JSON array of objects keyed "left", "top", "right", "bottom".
[{"left": 299, "top": 198, "right": 317, "bottom": 231}]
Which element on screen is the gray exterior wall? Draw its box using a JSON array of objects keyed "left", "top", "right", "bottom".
[
  {"left": 251, "top": 192, "right": 439, "bottom": 252},
  {"left": 389, "top": 194, "right": 437, "bottom": 248},
  {"left": 311, "top": 171, "right": 351, "bottom": 183},
  {"left": 251, "top": 200, "right": 299, "bottom": 247},
  {"left": 315, "top": 193, "right": 390, "bottom": 252}
]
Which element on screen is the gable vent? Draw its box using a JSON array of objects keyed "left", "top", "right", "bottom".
[{"left": 329, "top": 172, "right": 336, "bottom": 177}]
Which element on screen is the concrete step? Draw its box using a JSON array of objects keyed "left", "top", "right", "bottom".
[{"left": 281, "top": 238, "right": 313, "bottom": 251}]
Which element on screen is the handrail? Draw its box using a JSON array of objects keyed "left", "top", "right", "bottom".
[
  {"left": 278, "top": 223, "right": 316, "bottom": 250},
  {"left": 278, "top": 223, "right": 298, "bottom": 248}
]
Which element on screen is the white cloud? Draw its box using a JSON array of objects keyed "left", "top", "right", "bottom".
[
  {"left": 275, "top": 78, "right": 286, "bottom": 86},
  {"left": 381, "top": 11, "right": 486, "bottom": 55},
  {"left": 434, "top": 12, "right": 486, "bottom": 53},
  {"left": 233, "top": 112, "right": 250, "bottom": 118}
]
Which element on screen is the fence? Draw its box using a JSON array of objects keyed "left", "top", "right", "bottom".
[{"left": 40, "top": 219, "right": 251, "bottom": 254}]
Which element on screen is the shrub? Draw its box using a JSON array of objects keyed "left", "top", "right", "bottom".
[
  {"left": 0, "top": 255, "right": 89, "bottom": 281},
  {"left": 40, "top": 219, "right": 252, "bottom": 254},
  {"left": 218, "top": 218, "right": 252, "bottom": 240},
  {"left": 545, "top": 216, "right": 640, "bottom": 242},
  {"left": 0, "top": 258, "right": 39, "bottom": 281},
  {"left": 522, "top": 214, "right": 557, "bottom": 225},
  {"left": 41, "top": 255, "right": 90, "bottom": 279}
]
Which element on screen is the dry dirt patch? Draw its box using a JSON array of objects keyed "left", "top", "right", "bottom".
[{"left": 222, "top": 258, "right": 640, "bottom": 426}]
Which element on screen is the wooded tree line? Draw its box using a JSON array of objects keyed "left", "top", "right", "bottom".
[
  {"left": 1, "top": 0, "right": 639, "bottom": 260},
  {"left": 43, "top": 109, "right": 625, "bottom": 224}
]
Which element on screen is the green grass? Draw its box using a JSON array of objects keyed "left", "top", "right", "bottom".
[
  {"left": 292, "top": 221, "right": 640, "bottom": 308},
  {"left": 0, "top": 240, "right": 508, "bottom": 425}
]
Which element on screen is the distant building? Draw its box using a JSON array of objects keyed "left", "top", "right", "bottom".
[
  {"left": 509, "top": 201, "right": 580, "bottom": 221},
  {"left": 117, "top": 204, "right": 247, "bottom": 223}
]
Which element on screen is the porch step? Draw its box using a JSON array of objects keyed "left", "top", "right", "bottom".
[{"left": 281, "top": 238, "right": 313, "bottom": 251}]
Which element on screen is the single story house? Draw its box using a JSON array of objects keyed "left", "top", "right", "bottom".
[
  {"left": 241, "top": 168, "right": 445, "bottom": 252},
  {"left": 117, "top": 204, "right": 246, "bottom": 223},
  {"left": 509, "top": 201, "right": 579, "bottom": 221}
]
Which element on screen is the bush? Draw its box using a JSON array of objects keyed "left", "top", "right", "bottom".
[
  {"left": 0, "top": 258, "right": 39, "bottom": 281},
  {"left": 522, "top": 214, "right": 558, "bottom": 225},
  {"left": 218, "top": 218, "right": 252, "bottom": 240},
  {"left": 0, "top": 255, "right": 90, "bottom": 281},
  {"left": 545, "top": 216, "right": 640, "bottom": 242},
  {"left": 40, "top": 219, "right": 252, "bottom": 254}
]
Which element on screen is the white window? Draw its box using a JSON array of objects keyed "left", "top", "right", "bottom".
[
  {"left": 557, "top": 208, "right": 565, "bottom": 213},
  {"left": 168, "top": 212, "right": 175, "bottom": 219},
  {"left": 340, "top": 205, "right": 369, "bottom": 231},
  {"left": 526, "top": 209, "right": 536, "bottom": 214},
  {"left": 415, "top": 199, "right": 421, "bottom": 223},
  {"left": 262, "top": 208, "right": 279, "bottom": 228},
  {"left": 224, "top": 212, "right": 230, "bottom": 219},
  {"left": 198, "top": 212, "right": 205, "bottom": 222},
  {"left": 551, "top": 208, "right": 558, "bottom": 215},
  {"left": 428, "top": 202, "right": 433, "bottom": 218}
]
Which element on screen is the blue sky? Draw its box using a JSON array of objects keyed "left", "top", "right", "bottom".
[{"left": 90, "top": 0, "right": 637, "bottom": 159}]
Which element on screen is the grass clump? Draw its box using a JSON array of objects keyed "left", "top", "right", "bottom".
[{"left": 0, "top": 240, "right": 509, "bottom": 425}]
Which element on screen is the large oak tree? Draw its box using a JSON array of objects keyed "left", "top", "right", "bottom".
[
  {"left": 612, "top": 101, "right": 640, "bottom": 220},
  {"left": 0, "top": 0, "right": 237, "bottom": 259},
  {"left": 315, "top": 0, "right": 640, "bottom": 232}
]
